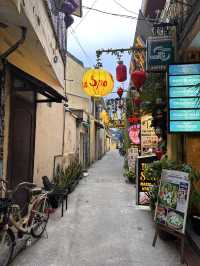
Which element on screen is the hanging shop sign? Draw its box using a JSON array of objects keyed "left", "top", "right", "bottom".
[
  {"left": 154, "top": 170, "right": 190, "bottom": 234},
  {"left": 127, "top": 147, "right": 139, "bottom": 174},
  {"left": 100, "top": 110, "right": 110, "bottom": 126},
  {"left": 136, "top": 155, "right": 157, "bottom": 205},
  {"left": 82, "top": 68, "right": 114, "bottom": 97},
  {"left": 147, "top": 36, "right": 174, "bottom": 72},
  {"left": 168, "top": 63, "right": 200, "bottom": 133},
  {"left": 128, "top": 124, "right": 141, "bottom": 145}
]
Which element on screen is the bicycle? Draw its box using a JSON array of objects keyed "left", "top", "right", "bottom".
[{"left": 0, "top": 178, "right": 50, "bottom": 266}]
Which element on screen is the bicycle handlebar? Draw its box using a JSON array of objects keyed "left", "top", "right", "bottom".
[{"left": 0, "top": 177, "right": 8, "bottom": 184}]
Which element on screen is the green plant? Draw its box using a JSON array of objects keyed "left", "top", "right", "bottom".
[
  {"left": 53, "top": 160, "right": 83, "bottom": 190},
  {"left": 124, "top": 169, "right": 136, "bottom": 184}
]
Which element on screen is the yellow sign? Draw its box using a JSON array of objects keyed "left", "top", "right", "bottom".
[
  {"left": 82, "top": 68, "right": 114, "bottom": 97},
  {"left": 100, "top": 110, "right": 110, "bottom": 126}
]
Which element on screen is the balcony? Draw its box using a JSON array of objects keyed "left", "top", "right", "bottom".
[{"left": 46, "top": 0, "right": 67, "bottom": 63}]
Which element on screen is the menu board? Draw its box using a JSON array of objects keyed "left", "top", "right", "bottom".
[
  {"left": 141, "top": 115, "right": 158, "bottom": 154},
  {"left": 168, "top": 63, "right": 200, "bottom": 132},
  {"left": 136, "top": 155, "right": 157, "bottom": 205},
  {"left": 154, "top": 170, "right": 190, "bottom": 234}
]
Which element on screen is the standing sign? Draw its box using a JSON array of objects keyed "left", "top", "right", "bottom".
[
  {"left": 147, "top": 36, "right": 174, "bottom": 72},
  {"left": 154, "top": 170, "right": 190, "bottom": 234},
  {"left": 136, "top": 155, "right": 157, "bottom": 205},
  {"left": 168, "top": 63, "right": 200, "bottom": 132}
]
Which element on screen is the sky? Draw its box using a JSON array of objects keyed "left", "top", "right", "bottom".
[{"left": 67, "top": 0, "right": 143, "bottom": 98}]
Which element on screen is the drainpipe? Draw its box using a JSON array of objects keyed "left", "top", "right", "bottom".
[
  {"left": 0, "top": 27, "right": 27, "bottom": 60},
  {"left": 62, "top": 30, "right": 68, "bottom": 156}
]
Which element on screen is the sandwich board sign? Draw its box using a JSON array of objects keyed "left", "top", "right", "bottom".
[{"left": 153, "top": 170, "right": 190, "bottom": 263}]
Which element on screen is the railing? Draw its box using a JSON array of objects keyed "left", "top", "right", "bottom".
[
  {"left": 161, "top": 0, "right": 199, "bottom": 37},
  {"left": 46, "top": 0, "right": 67, "bottom": 63}
]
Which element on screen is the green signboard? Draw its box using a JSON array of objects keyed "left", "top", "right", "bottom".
[
  {"left": 168, "top": 63, "right": 200, "bottom": 133},
  {"left": 147, "top": 37, "right": 174, "bottom": 72}
]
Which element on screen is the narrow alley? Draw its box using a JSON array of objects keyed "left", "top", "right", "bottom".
[{"left": 12, "top": 151, "right": 182, "bottom": 266}]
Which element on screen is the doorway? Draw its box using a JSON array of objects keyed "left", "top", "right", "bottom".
[{"left": 8, "top": 76, "right": 36, "bottom": 188}]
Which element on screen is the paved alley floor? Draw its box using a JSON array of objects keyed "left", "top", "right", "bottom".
[{"left": 12, "top": 150, "right": 183, "bottom": 266}]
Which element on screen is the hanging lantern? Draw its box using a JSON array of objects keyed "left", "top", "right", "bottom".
[
  {"left": 116, "top": 61, "right": 127, "bottom": 82},
  {"left": 131, "top": 70, "right": 147, "bottom": 89},
  {"left": 133, "top": 97, "right": 142, "bottom": 106},
  {"left": 82, "top": 68, "right": 114, "bottom": 97},
  {"left": 117, "top": 87, "right": 123, "bottom": 98}
]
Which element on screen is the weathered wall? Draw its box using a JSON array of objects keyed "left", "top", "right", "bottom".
[
  {"left": 185, "top": 136, "right": 200, "bottom": 171},
  {"left": 64, "top": 111, "right": 77, "bottom": 155},
  {"left": 33, "top": 101, "right": 64, "bottom": 186}
]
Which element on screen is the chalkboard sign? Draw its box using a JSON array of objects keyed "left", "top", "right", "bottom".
[{"left": 136, "top": 155, "right": 157, "bottom": 205}]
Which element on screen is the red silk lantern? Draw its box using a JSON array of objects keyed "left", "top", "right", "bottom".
[
  {"left": 133, "top": 97, "right": 142, "bottom": 106},
  {"left": 131, "top": 70, "right": 147, "bottom": 89},
  {"left": 117, "top": 87, "right": 123, "bottom": 98},
  {"left": 116, "top": 61, "right": 127, "bottom": 82},
  {"left": 128, "top": 116, "right": 141, "bottom": 124}
]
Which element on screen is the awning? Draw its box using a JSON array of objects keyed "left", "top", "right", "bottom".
[{"left": 9, "top": 63, "right": 68, "bottom": 103}]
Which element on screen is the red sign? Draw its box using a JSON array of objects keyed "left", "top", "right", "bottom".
[{"left": 128, "top": 124, "right": 141, "bottom": 145}]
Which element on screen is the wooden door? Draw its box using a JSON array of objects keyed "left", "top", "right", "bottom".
[{"left": 8, "top": 95, "right": 36, "bottom": 188}]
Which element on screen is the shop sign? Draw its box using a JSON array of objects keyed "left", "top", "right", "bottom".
[
  {"left": 154, "top": 170, "right": 190, "bottom": 234},
  {"left": 127, "top": 147, "right": 139, "bottom": 174},
  {"left": 147, "top": 36, "right": 174, "bottom": 72},
  {"left": 168, "top": 63, "right": 200, "bottom": 132},
  {"left": 128, "top": 124, "right": 141, "bottom": 145},
  {"left": 136, "top": 155, "right": 157, "bottom": 206},
  {"left": 141, "top": 115, "right": 158, "bottom": 154}
]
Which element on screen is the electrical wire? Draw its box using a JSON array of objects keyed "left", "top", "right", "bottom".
[
  {"left": 69, "top": 28, "right": 94, "bottom": 66},
  {"left": 112, "top": 0, "right": 139, "bottom": 15},
  {"left": 74, "top": 0, "right": 99, "bottom": 30},
  {"left": 82, "top": 6, "right": 156, "bottom": 22}
]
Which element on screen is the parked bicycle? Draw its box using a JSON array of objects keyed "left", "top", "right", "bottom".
[{"left": 0, "top": 178, "right": 50, "bottom": 266}]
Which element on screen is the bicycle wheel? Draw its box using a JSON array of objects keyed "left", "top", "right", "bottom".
[
  {"left": 31, "top": 198, "right": 49, "bottom": 238},
  {"left": 0, "top": 230, "right": 14, "bottom": 266}
]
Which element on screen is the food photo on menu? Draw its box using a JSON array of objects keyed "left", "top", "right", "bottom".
[{"left": 155, "top": 178, "right": 189, "bottom": 234}]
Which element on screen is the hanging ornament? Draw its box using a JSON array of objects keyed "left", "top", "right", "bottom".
[
  {"left": 117, "top": 87, "right": 123, "bottom": 98},
  {"left": 82, "top": 68, "right": 114, "bottom": 97},
  {"left": 133, "top": 97, "right": 142, "bottom": 106},
  {"left": 116, "top": 61, "right": 127, "bottom": 82},
  {"left": 131, "top": 70, "right": 147, "bottom": 90}
]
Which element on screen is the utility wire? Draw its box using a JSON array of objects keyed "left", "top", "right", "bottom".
[
  {"left": 112, "top": 0, "right": 139, "bottom": 15},
  {"left": 82, "top": 6, "right": 155, "bottom": 22},
  {"left": 70, "top": 28, "right": 94, "bottom": 66},
  {"left": 74, "top": 0, "right": 99, "bottom": 30}
]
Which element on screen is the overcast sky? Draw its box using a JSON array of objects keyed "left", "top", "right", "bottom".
[{"left": 67, "top": 0, "right": 142, "bottom": 97}]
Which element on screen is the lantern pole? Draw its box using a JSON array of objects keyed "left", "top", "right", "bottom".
[{"left": 96, "top": 46, "right": 146, "bottom": 68}]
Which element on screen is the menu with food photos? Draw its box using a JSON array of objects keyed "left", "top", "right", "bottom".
[{"left": 154, "top": 170, "right": 190, "bottom": 234}]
